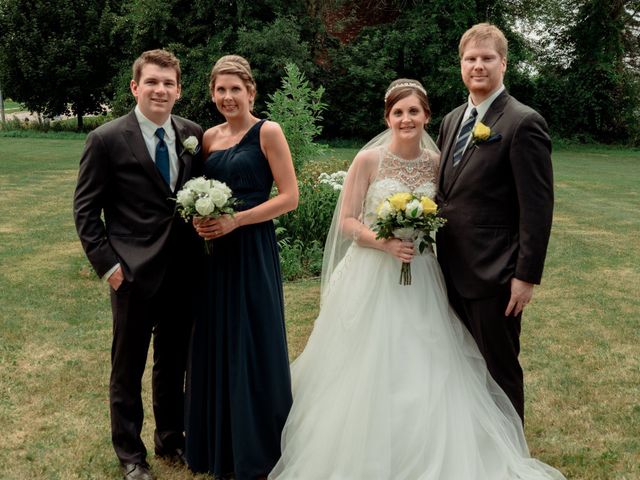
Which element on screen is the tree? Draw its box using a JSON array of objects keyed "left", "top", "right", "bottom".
[
  {"left": 0, "top": 0, "right": 124, "bottom": 129},
  {"left": 527, "top": 0, "right": 640, "bottom": 143},
  {"left": 108, "top": 0, "right": 319, "bottom": 128}
]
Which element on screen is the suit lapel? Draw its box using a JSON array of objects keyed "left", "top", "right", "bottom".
[
  {"left": 172, "top": 117, "right": 194, "bottom": 191},
  {"left": 439, "top": 105, "right": 466, "bottom": 195},
  {"left": 442, "top": 91, "right": 509, "bottom": 196}
]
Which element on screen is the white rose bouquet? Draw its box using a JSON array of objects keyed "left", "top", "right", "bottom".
[
  {"left": 372, "top": 192, "right": 446, "bottom": 285},
  {"left": 173, "top": 176, "right": 239, "bottom": 254}
]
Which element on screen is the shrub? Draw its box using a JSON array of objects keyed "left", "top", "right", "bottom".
[
  {"left": 277, "top": 174, "right": 340, "bottom": 247},
  {"left": 276, "top": 169, "right": 346, "bottom": 280},
  {"left": 266, "top": 63, "right": 327, "bottom": 173},
  {"left": 0, "top": 114, "right": 112, "bottom": 133}
]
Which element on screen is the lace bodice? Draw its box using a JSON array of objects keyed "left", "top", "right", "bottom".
[{"left": 363, "top": 148, "right": 439, "bottom": 226}]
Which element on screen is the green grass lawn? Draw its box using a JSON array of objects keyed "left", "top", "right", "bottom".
[
  {"left": 0, "top": 136, "right": 638, "bottom": 479},
  {"left": 3, "top": 98, "right": 23, "bottom": 113}
]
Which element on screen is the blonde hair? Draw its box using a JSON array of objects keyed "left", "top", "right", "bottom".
[
  {"left": 132, "top": 49, "right": 181, "bottom": 84},
  {"left": 209, "top": 55, "right": 257, "bottom": 107},
  {"left": 459, "top": 23, "right": 508, "bottom": 60},
  {"left": 384, "top": 78, "right": 431, "bottom": 120}
]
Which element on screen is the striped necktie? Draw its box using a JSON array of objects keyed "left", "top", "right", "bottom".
[
  {"left": 452, "top": 108, "right": 478, "bottom": 167},
  {"left": 155, "top": 127, "right": 170, "bottom": 185}
]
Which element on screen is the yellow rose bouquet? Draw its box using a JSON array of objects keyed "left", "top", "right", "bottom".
[{"left": 372, "top": 192, "right": 446, "bottom": 285}]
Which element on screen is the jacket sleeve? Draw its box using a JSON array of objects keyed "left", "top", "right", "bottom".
[
  {"left": 73, "top": 130, "right": 119, "bottom": 278},
  {"left": 510, "top": 110, "right": 554, "bottom": 284}
]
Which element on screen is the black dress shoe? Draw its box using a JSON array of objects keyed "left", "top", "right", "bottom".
[
  {"left": 122, "top": 462, "right": 155, "bottom": 480},
  {"left": 155, "top": 447, "right": 187, "bottom": 465}
]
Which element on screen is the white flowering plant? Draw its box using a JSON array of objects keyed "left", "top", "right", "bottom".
[
  {"left": 372, "top": 192, "right": 446, "bottom": 285},
  {"left": 318, "top": 170, "right": 347, "bottom": 191},
  {"left": 173, "top": 176, "right": 239, "bottom": 254}
]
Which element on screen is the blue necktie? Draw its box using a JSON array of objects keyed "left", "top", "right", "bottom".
[
  {"left": 155, "top": 127, "right": 170, "bottom": 185},
  {"left": 452, "top": 108, "right": 478, "bottom": 167}
]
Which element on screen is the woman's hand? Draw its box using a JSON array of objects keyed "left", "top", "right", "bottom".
[
  {"left": 193, "top": 214, "right": 239, "bottom": 239},
  {"left": 383, "top": 238, "right": 414, "bottom": 263}
]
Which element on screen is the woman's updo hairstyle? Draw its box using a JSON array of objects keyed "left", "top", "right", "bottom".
[
  {"left": 383, "top": 78, "right": 431, "bottom": 120},
  {"left": 210, "top": 55, "right": 257, "bottom": 108}
]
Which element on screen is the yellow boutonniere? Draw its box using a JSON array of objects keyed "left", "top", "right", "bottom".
[{"left": 471, "top": 121, "right": 492, "bottom": 144}]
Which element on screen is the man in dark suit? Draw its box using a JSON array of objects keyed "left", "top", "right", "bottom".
[
  {"left": 74, "top": 49, "right": 203, "bottom": 479},
  {"left": 436, "top": 23, "right": 553, "bottom": 421}
]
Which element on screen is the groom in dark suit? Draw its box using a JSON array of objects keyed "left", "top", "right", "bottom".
[
  {"left": 436, "top": 23, "right": 553, "bottom": 421},
  {"left": 74, "top": 49, "right": 203, "bottom": 479}
]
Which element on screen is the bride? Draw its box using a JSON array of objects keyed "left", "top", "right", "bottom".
[{"left": 269, "top": 79, "right": 566, "bottom": 479}]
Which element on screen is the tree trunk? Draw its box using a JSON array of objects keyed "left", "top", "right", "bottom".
[{"left": 77, "top": 111, "right": 84, "bottom": 130}]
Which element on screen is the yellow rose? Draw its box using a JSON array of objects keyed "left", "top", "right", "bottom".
[
  {"left": 420, "top": 196, "right": 437, "bottom": 214},
  {"left": 388, "top": 192, "right": 413, "bottom": 211},
  {"left": 472, "top": 121, "right": 491, "bottom": 142}
]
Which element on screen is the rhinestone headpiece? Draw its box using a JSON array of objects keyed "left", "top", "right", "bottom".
[{"left": 384, "top": 82, "right": 427, "bottom": 101}]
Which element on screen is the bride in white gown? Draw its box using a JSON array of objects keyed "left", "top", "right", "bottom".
[{"left": 269, "top": 80, "right": 565, "bottom": 480}]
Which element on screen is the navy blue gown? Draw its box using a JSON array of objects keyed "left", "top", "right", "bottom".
[{"left": 185, "top": 120, "right": 292, "bottom": 479}]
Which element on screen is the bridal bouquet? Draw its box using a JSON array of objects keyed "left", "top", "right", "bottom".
[
  {"left": 372, "top": 192, "right": 446, "bottom": 285},
  {"left": 173, "top": 176, "right": 239, "bottom": 254}
]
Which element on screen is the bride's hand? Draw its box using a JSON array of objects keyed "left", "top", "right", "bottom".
[{"left": 383, "top": 238, "right": 414, "bottom": 263}]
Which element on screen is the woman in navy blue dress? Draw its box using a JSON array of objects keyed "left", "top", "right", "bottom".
[{"left": 185, "top": 55, "right": 298, "bottom": 480}]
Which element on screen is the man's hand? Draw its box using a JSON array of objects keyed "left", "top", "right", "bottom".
[
  {"left": 505, "top": 278, "right": 534, "bottom": 317},
  {"left": 107, "top": 265, "right": 124, "bottom": 291}
]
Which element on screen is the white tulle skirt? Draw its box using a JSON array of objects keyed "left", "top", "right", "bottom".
[{"left": 269, "top": 245, "right": 565, "bottom": 480}]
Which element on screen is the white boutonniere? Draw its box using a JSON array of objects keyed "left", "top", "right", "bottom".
[
  {"left": 471, "top": 121, "right": 502, "bottom": 146},
  {"left": 182, "top": 136, "right": 200, "bottom": 155}
]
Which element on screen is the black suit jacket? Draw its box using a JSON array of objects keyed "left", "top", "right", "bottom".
[
  {"left": 74, "top": 110, "right": 203, "bottom": 297},
  {"left": 436, "top": 91, "right": 553, "bottom": 299}
]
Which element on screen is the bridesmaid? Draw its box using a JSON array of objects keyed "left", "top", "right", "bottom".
[{"left": 184, "top": 55, "right": 298, "bottom": 480}]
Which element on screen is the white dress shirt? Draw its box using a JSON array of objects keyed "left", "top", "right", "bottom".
[{"left": 134, "top": 105, "right": 179, "bottom": 192}]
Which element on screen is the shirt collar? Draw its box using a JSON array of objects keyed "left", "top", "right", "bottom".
[
  {"left": 466, "top": 84, "right": 505, "bottom": 121},
  {"left": 134, "top": 105, "right": 174, "bottom": 141}
]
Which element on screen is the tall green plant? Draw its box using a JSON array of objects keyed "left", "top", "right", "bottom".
[{"left": 266, "top": 63, "right": 327, "bottom": 173}]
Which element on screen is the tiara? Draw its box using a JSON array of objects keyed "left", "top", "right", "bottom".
[{"left": 384, "top": 82, "right": 427, "bottom": 101}]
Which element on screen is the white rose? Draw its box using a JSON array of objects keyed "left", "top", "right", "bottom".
[
  {"left": 182, "top": 136, "right": 199, "bottom": 154},
  {"left": 209, "top": 180, "right": 232, "bottom": 197},
  {"left": 209, "top": 189, "right": 229, "bottom": 208},
  {"left": 176, "top": 189, "right": 194, "bottom": 207},
  {"left": 195, "top": 196, "right": 216, "bottom": 216},
  {"left": 189, "top": 177, "right": 211, "bottom": 194},
  {"left": 405, "top": 199, "right": 424, "bottom": 218},
  {"left": 377, "top": 200, "right": 393, "bottom": 219}
]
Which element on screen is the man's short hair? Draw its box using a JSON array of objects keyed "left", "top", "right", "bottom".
[
  {"left": 132, "top": 49, "right": 181, "bottom": 84},
  {"left": 459, "top": 23, "right": 508, "bottom": 60}
]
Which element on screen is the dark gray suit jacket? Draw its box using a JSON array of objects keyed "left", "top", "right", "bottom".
[
  {"left": 436, "top": 91, "right": 553, "bottom": 299},
  {"left": 74, "top": 110, "right": 203, "bottom": 297}
]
